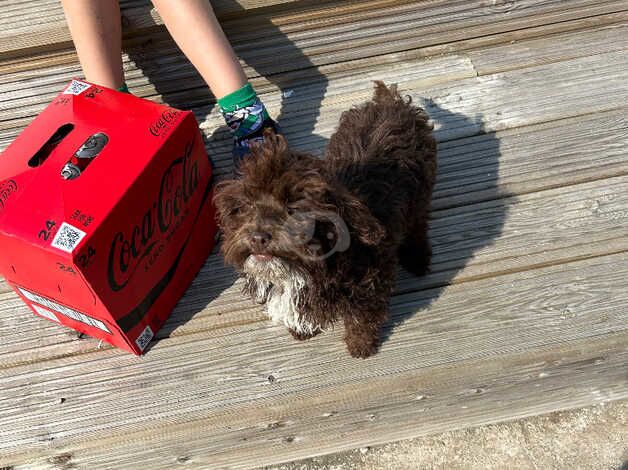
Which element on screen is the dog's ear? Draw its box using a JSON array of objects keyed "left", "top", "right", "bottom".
[
  {"left": 250, "top": 129, "right": 289, "bottom": 160},
  {"left": 213, "top": 179, "right": 244, "bottom": 223},
  {"left": 330, "top": 184, "right": 386, "bottom": 246},
  {"left": 240, "top": 129, "right": 291, "bottom": 179}
]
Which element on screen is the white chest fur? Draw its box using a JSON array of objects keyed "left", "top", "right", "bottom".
[
  {"left": 248, "top": 275, "right": 318, "bottom": 335},
  {"left": 243, "top": 256, "right": 319, "bottom": 335}
]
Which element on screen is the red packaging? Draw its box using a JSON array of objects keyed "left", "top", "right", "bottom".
[{"left": 0, "top": 79, "right": 217, "bottom": 355}]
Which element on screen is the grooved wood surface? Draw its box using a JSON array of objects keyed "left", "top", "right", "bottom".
[{"left": 0, "top": 0, "right": 627, "bottom": 468}]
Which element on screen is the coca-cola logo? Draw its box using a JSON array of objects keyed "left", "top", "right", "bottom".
[
  {"left": 107, "top": 139, "right": 201, "bottom": 292},
  {"left": 0, "top": 179, "right": 17, "bottom": 211},
  {"left": 149, "top": 109, "right": 181, "bottom": 138}
]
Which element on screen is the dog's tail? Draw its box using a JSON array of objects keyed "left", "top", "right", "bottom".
[
  {"left": 371, "top": 81, "right": 437, "bottom": 182},
  {"left": 372, "top": 80, "right": 403, "bottom": 105}
]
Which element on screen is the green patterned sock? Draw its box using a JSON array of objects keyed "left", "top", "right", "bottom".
[
  {"left": 116, "top": 83, "right": 130, "bottom": 94},
  {"left": 218, "top": 83, "right": 270, "bottom": 140}
]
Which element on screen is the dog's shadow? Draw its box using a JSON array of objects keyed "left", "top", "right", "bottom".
[
  {"left": 379, "top": 103, "right": 509, "bottom": 346},
  {"left": 157, "top": 104, "right": 508, "bottom": 353}
]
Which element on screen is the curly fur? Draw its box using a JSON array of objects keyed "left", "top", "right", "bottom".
[{"left": 213, "top": 81, "right": 437, "bottom": 358}]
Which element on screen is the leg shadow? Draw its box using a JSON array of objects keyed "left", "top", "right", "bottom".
[
  {"left": 380, "top": 102, "right": 512, "bottom": 346},
  {"left": 122, "top": 1, "right": 329, "bottom": 152}
]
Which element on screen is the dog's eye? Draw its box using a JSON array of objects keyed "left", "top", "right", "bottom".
[
  {"left": 229, "top": 206, "right": 242, "bottom": 216},
  {"left": 286, "top": 205, "right": 300, "bottom": 216}
]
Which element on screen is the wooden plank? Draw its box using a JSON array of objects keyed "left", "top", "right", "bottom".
[
  {"left": 2, "top": 44, "right": 627, "bottom": 154},
  {"left": 2, "top": 9, "right": 625, "bottom": 92},
  {"left": 2, "top": 0, "right": 627, "bottom": 82},
  {"left": 468, "top": 22, "right": 628, "bottom": 74},
  {"left": 9, "top": 0, "right": 628, "bottom": 65},
  {"left": 0, "top": 252, "right": 626, "bottom": 467},
  {"left": 123, "top": 10, "right": 628, "bottom": 113},
  {"left": 192, "top": 50, "right": 627, "bottom": 181},
  {"left": 433, "top": 109, "right": 628, "bottom": 205},
  {"left": 0, "top": 54, "right": 476, "bottom": 139},
  {"left": 0, "top": 0, "right": 328, "bottom": 59},
  {"left": 268, "top": 50, "right": 628, "bottom": 150},
  {"left": 7, "top": 334, "right": 626, "bottom": 469},
  {"left": 1, "top": 168, "right": 627, "bottom": 367}
]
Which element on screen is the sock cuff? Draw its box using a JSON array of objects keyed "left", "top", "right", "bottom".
[{"left": 218, "top": 83, "right": 257, "bottom": 112}]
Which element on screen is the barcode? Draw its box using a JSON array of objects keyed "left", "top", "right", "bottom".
[
  {"left": 51, "top": 222, "right": 86, "bottom": 253},
  {"left": 63, "top": 79, "right": 91, "bottom": 95},
  {"left": 18, "top": 286, "right": 110, "bottom": 333},
  {"left": 31, "top": 304, "right": 60, "bottom": 323},
  {"left": 135, "top": 325, "right": 154, "bottom": 351}
]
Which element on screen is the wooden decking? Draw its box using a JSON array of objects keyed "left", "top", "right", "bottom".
[{"left": 1, "top": 1, "right": 627, "bottom": 468}]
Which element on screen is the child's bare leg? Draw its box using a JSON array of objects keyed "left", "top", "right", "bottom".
[
  {"left": 152, "top": 0, "right": 279, "bottom": 165},
  {"left": 60, "top": 0, "right": 125, "bottom": 89},
  {"left": 151, "top": 0, "right": 247, "bottom": 98}
]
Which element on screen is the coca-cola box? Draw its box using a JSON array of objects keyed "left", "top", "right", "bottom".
[{"left": 0, "top": 79, "right": 216, "bottom": 355}]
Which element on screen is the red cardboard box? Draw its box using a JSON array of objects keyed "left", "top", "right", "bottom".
[{"left": 0, "top": 79, "right": 217, "bottom": 355}]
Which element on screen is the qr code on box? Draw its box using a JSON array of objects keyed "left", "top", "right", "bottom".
[
  {"left": 51, "top": 222, "right": 87, "bottom": 253},
  {"left": 63, "top": 79, "right": 91, "bottom": 95},
  {"left": 135, "top": 326, "right": 154, "bottom": 351}
]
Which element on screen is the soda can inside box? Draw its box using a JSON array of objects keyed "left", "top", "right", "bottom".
[{"left": 0, "top": 79, "right": 217, "bottom": 355}]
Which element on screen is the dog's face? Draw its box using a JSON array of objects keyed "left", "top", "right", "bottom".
[{"left": 213, "top": 131, "right": 384, "bottom": 282}]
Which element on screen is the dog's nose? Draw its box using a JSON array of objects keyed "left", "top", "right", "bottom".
[{"left": 250, "top": 231, "right": 272, "bottom": 251}]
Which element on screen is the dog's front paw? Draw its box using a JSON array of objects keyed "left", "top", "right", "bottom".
[
  {"left": 343, "top": 314, "right": 384, "bottom": 358},
  {"left": 345, "top": 336, "right": 379, "bottom": 358},
  {"left": 289, "top": 328, "right": 321, "bottom": 341}
]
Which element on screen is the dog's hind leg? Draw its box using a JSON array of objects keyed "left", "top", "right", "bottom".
[{"left": 399, "top": 215, "right": 432, "bottom": 277}]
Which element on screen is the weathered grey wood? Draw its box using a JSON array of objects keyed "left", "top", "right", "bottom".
[
  {"left": 0, "top": 1, "right": 627, "bottom": 467},
  {"left": 3, "top": 8, "right": 625, "bottom": 100},
  {"left": 0, "top": 15, "right": 625, "bottom": 159},
  {"left": 1, "top": 0, "right": 626, "bottom": 96},
  {"left": 468, "top": 22, "right": 628, "bottom": 74},
  {"left": 9, "top": 334, "right": 627, "bottom": 469},
  {"left": 0, "top": 54, "right": 476, "bottom": 145},
  {"left": 0, "top": 0, "right": 323, "bottom": 58},
  {"left": 195, "top": 50, "right": 628, "bottom": 181},
  {"left": 0, "top": 252, "right": 626, "bottom": 468},
  {"left": 437, "top": 111, "right": 628, "bottom": 202},
  {"left": 3, "top": 0, "right": 627, "bottom": 63},
  {"left": 2, "top": 46, "right": 627, "bottom": 154}
]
